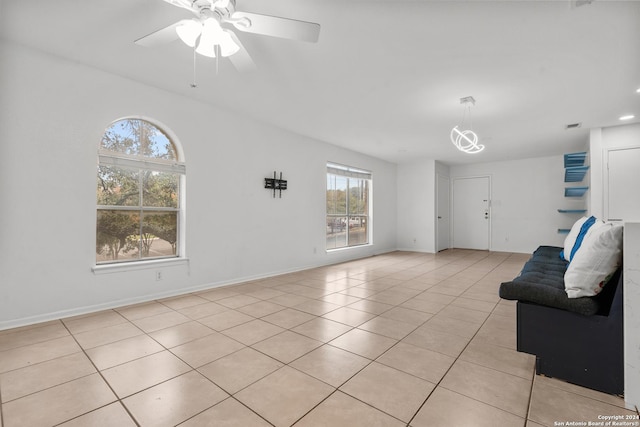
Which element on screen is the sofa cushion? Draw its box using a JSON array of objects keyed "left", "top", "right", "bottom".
[
  {"left": 529, "top": 245, "right": 571, "bottom": 267},
  {"left": 498, "top": 246, "right": 603, "bottom": 316}
]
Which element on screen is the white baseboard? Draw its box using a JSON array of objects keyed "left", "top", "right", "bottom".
[{"left": 0, "top": 248, "right": 399, "bottom": 331}]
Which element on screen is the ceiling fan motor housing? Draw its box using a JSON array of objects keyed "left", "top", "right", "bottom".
[
  {"left": 194, "top": 0, "right": 251, "bottom": 29},
  {"left": 193, "top": 0, "right": 235, "bottom": 20}
]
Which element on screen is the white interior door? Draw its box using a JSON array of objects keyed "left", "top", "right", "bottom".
[
  {"left": 453, "top": 176, "right": 490, "bottom": 250},
  {"left": 606, "top": 147, "right": 640, "bottom": 222},
  {"left": 436, "top": 174, "right": 450, "bottom": 251}
]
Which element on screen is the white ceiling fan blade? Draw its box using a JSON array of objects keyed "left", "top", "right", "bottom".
[
  {"left": 226, "top": 31, "right": 256, "bottom": 72},
  {"left": 135, "top": 20, "right": 187, "bottom": 47},
  {"left": 162, "top": 0, "right": 196, "bottom": 12},
  {"left": 231, "top": 12, "right": 320, "bottom": 43}
]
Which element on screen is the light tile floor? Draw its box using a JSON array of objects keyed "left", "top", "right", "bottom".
[{"left": 0, "top": 250, "right": 637, "bottom": 426}]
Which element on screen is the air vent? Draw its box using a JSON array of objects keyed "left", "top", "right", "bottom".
[{"left": 565, "top": 122, "right": 582, "bottom": 129}]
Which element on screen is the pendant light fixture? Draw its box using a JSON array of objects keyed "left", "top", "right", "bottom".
[{"left": 450, "top": 96, "right": 485, "bottom": 154}]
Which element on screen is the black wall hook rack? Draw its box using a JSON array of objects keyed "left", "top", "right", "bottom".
[{"left": 264, "top": 171, "right": 287, "bottom": 198}]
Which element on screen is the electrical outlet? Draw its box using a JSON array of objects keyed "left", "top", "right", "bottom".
[{"left": 156, "top": 271, "right": 162, "bottom": 281}]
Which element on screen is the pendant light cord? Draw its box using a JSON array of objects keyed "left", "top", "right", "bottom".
[
  {"left": 190, "top": 46, "right": 197, "bottom": 88},
  {"left": 460, "top": 102, "right": 473, "bottom": 131},
  {"left": 216, "top": 44, "right": 219, "bottom": 75}
]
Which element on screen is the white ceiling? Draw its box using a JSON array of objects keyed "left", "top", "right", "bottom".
[{"left": 2, "top": 0, "right": 639, "bottom": 164}]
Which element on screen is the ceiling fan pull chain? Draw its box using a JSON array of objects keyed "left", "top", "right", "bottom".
[
  {"left": 216, "top": 44, "right": 219, "bottom": 75},
  {"left": 190, "top": 46, "right": 198, "bottom": 88}
]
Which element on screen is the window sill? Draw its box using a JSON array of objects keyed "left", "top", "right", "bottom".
[
  {"left": 326, "top": 244, "right": 372, "bottom": 253},
  {"left": 92, "top": 258, "right": 189, "bottom": 275}
]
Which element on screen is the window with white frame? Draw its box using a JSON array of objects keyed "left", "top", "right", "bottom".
[
  {"left": 96, "top": 118, "right": 185, "bottom": 264},
  {"left": 326, "top": 163, "right": 371, "bottom": 250}
]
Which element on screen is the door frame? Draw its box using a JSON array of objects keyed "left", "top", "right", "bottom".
[
  {"left": 604, "top": 145, "right": 640, "bottom": 222},
  {"left": 451, "top": 174, "right": 492, "bottom": 251},
  {"left": 436, "top": 173, "right": 451, "bottom": 252}
]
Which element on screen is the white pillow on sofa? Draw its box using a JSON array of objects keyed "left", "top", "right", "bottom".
[
  {"left": 564, "top": 223, "right": 623, "bottom": 298},
  {"left": 562, "top": 216, "right": 600, "bottom": 262}
]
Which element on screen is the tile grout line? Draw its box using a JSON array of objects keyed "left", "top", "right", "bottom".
[
  {"left": 0, "top": 319, "right": 144, "bottom": 410},
  {"left": 5, "top": 250, "right": 625, "bottom": 426},
  {"left": 0, "top": 379, "right": 4, "bottom": 427},
  {"left": 56, "top": 314, "right": 142, "bottom": 427},
  {"left": 143, "top": 287, "right": 372, "bottom": 426},
  {"left": 241, "top": 253, "right": 474, "bottom": 426},
  {"left": 179, "top": 282, "right": 376, "bottom": 426},
  {"left": 404, "top": 302, "right": 494, "bottom": 426},
  {"left": 138, "top": 314, "right": 276, "bottom": 427},
  {"left": 61, "top": 303, "right": 273, "bottom": 426},
  {"left": 309, "top": 250, "right": 511, "bottom": 426},
  {"left": 177, "top": 395, "right": 276, "bottom": 427},
  {"left": 405, "top": 252, "right": 527, "bottom": 426},
  {"left": 525, "top": 361, "right": 538, "bottom": 426},
  {"left": 290, "top": 250, "right": 508, "bottom": 426}
]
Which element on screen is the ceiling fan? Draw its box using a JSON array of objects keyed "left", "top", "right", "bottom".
[{"left": 135, "top": 0, "right": 321, "bottom": 72}]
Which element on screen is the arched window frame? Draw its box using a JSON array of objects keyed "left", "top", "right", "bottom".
[{"left": 94, "top": 117, "right": 186, "bottom": 270}]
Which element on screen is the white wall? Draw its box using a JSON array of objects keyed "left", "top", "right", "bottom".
[
  {"left": 0, "top": 41, "right": 397, "bottom": 329},
  {"left": 590, "top": 124, "right": 640, "bottom": 411},
  {"left": 623, "top": 222, "right": 640, "bottom": 411},
  {"left": 589, "top": 123, "right": 640, "bottom": 219},
  {"left": 397, "top": 155, "right": 569, "bottom": 254},
  {"left": 396, "top": 159, "right": 436, "bottom": 253},
  {"left": 435, "top": 161, "right": 450, "bottom": 179},
  {"left": 395, "top": 159, "right": 451, "bottom": 253},
  {"left": 450, "top": 156, "right": 570, "bottom": 253}
]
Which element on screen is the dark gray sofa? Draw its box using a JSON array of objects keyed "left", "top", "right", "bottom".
[{"left": 499, "top": 246, "right": 623, "bottom": 395}]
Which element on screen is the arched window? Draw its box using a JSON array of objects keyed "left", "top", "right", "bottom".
[{"left": 96, "top": 118, "right": 185, "bottom": 264}]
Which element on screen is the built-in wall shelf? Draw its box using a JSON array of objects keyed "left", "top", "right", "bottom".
[
  {"left": 564, "top": 152, "right": 587, "bottom": 168},
  {"left": 565, "top": 166, "right": 589, "bottom": 183},
  {"left": 558, "top": 209, "right": 588, "bottom": 214},
  {"left": 564, "top": 186, "right": 589, "bottom": 197},
  {"left": 559, "top": 152, "right": 589, "bottom": 234}
]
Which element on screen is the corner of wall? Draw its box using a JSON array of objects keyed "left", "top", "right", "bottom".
[
  {"left": 623, "top": 222, "right": 640, "bottom": 410},
  {"left": 589, "top": 128, "right": 604, "bottom": 218}
]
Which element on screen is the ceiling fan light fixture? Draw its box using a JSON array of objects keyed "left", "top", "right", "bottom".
[
  {"left": 219, "top": 30, "right": 240, "bottom": 57},
  {"left": 195, "top": 18, "right": 240, "bottom": 58},
  {"left": 196, "top": 18, "right": 223, "bottom": 57},
  {"left": 176, "top": 19, "right": 202, "bottom": 48}
]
